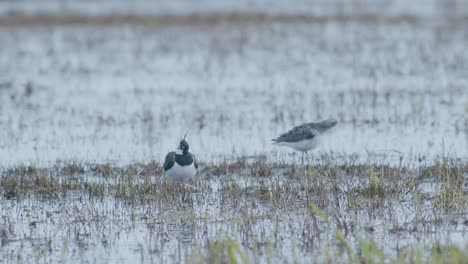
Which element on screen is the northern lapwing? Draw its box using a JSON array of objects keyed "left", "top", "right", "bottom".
[
  {"left": 164, "top": 135, "right": 198, "bottom": 182},
  {"left": 272, "top": 119, "right": 337, "bottom": 162}
]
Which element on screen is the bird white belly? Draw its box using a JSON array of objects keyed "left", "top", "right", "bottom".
[
  {"left": 166, "top": 162, "right": 197, "bottom": 182},
  {"left": 277, "top": 137, "right": 319, "bottom": 152}
]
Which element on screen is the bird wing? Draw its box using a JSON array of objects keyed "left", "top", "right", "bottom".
[
  {"left": 273, "top": 124, "right": 318, "bottom": 143},
  {"left": 308, "top": 119, "right": 338, "bottom": 133},
  {"left": 163, "top": 151, "right": 176, "bottom": 171}
]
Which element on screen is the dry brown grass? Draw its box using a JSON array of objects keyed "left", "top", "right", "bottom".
[{"left": 2, "top": 12, "right": 466, "bottom": 27}]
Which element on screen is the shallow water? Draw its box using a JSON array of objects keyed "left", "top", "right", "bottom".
[
  {"left": 0, "top": 167, "right": 466, "bottom": 263},
  {"left": 1, "top": 19, "right": 467, "bottom": 166}
]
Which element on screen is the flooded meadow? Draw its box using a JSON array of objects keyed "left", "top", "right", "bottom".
[{"left": 0, "top": 1, "right": 468, "bottom": 263}]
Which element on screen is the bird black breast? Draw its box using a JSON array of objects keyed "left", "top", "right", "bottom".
[{"left": 175, "top": 153, "right": 194, "bottom": 166}]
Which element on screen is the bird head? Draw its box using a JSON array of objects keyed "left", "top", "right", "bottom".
[{"left": 178, "top": 132, "right": 190, "bottom": 154}]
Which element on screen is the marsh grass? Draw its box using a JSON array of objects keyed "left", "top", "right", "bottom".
[
  {"left": 0, "top": 157, "right": 466, "bottom": 263},
  {"left": 357, "top": 166, "right": 387, "bottom": 198},
  {"left": 433, "top": 159, "right": 466, "bottom": 211},
  {"left": 188, "top": 235, "right": 467, "bottom": 264},
  {"left": 0, "top": 166, "right": 82, "bottom": 199},
  {"left": 1, "top": 157, "right": 466, "bottom": 210},
  {"left": 0, "top": 13, "right": 433, "bottom": 28}
]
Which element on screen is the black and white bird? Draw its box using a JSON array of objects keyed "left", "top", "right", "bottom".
[
  {"left": 272, "top": 119, "right": 337, "bottom": 159},
  {"left": 164, "top": 136, "right": 198, "bottom": 182}
]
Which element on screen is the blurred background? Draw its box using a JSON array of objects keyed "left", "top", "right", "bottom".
[
  {"left": 1, "top": 0, "right": 468, "bottom": 16},
  {"left": 0, "top": 0, "right": 467, "bottom": 165}
]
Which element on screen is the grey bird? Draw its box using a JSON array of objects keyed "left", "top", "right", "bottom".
[
  {"left": 164, "top": 135, "right": 198, "bottom": 182},
  {"left": 272, "top": 119, "right": 337, "bottom": 160}
]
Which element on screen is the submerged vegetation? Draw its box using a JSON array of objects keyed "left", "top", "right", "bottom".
[
  {"left": 1, "top": 157, "right": 466, "bottom": 206},
  {"left": 0, "top": 157, "right": 466, "bottom": 263}
]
